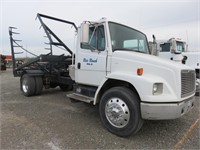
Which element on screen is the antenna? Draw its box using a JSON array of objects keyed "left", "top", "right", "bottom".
[{"left": 186, "top": 30, "right": 189, "bottom": 52}]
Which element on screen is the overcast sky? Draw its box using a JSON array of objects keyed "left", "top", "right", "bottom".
[{"left": 1, "top": 0, "right": 199, "bottom": 56}]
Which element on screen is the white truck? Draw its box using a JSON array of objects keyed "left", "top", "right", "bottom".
[
  {"left": 149, "top": 37, "right": 200, "bottom": 95},
  {"left": 9, "top": 14, "right": 196, "bottom": 137}
]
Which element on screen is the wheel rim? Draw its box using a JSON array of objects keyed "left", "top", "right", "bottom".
[
  {"left": 22, "top": 79, "right": 28, "bottom": 93},
  {"left": 105, "top": 98, "right": 130, "bottom": 128}
]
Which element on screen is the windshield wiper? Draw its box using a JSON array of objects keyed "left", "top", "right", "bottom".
[
  {"left": 113, "top": 48, "right": 146, "bottom": 53},
  {"left": 134, "top": 50, "right": 146, "bottom": 53},
  {"left": 113, "top": 48, "right": 133, "bottom": 52}
]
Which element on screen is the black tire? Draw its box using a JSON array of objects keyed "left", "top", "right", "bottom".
[
  {"left": 35, "top": 77, "right": 43, "bottom": 95},
  {"left": 20, "top": 74, "right": 36, "bottom": 96},
  {"left": 99, "top": 86, "right": 143, "bottom": 137}
]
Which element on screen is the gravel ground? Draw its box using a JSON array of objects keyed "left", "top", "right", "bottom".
[{"left": 0, "top": 69, "right": 199, "bottom": 149}]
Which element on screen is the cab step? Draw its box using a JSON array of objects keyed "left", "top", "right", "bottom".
[{"left": 67, "top": 93, "right": 94, "bottom": 103}]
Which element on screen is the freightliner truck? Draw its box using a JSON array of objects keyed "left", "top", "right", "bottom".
[{"left": 9, "top": 14, "right": 196, "bottom": 137}]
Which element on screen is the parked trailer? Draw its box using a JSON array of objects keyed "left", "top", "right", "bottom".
[
  {"left": 9, "top": 14, "right": 196, "bottom": 137},
  {"left": 9, "top": 17, "right": 75, "bottom": 94}
]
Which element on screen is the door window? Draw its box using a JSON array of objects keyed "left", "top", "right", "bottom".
[{"left": 81, "top": 25, "right": 105, "bottom": 51}]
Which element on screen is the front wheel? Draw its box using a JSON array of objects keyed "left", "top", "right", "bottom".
[{"left": 99, "top": 86, "right": 143, "bottom": 137}]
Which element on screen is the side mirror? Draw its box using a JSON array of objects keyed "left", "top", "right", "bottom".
[
  {"left": 184, "top": 43, "right": 187, "bottom": 52},
  {"left": 171, "top": 39, "right": 176, "bottom": 53},
  {"left": 81, "top": 23, "right": 89, "bottom": 44}
]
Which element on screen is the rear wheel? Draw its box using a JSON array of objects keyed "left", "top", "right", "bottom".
[
  {"left": 99, "top": 86, "right": 143, "bottom": 137},
  {"left": 35, "top": 77, "right": 43, "bottom": 95},
  {"left": 20, "top": 74, "right": 36, "bottom": 96}
]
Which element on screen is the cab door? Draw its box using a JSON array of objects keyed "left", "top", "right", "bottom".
[{"left": 75, "top": 24, "right": 108, "bottom": 86}]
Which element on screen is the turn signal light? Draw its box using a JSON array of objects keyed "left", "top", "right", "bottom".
[{"left": 137, "top": 68, "right": 143, "bottom": 76}]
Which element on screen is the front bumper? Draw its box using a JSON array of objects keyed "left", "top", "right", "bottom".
[{"left": 141, "top": 96, "right": 196, "bottom": 120}]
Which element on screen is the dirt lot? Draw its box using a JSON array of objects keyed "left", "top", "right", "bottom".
[{"left": 1, "top": 69, "right": 199, "bottom": 149}]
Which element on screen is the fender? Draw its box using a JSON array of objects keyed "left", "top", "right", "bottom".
[{"left": 93, "top": 72, "right": 177, "bottom": 105}]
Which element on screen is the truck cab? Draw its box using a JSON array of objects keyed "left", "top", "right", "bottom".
[
  {"left": 156, "top": 38, "right": 186, "bottom": 63},
  {"left": 68, "top": 19, "right": 196, "bottom": 136}
]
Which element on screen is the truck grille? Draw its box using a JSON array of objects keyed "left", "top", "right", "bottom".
[{"left": 181, "top": 70, "right": 196, "bottom": 98}]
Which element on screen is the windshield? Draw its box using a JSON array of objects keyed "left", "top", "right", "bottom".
[
  {"left": 176, "top": 41, "right": 185, "bottom": 52},
  {"left": 109, "top": 22, "right": 149, "bottom": 54},
  {"left": 160, "top": 43, "right": 170, "bottom": 52}
]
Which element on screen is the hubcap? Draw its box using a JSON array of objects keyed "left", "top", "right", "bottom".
[
  {"left": 22, "top": 79, "right": 28, "bottom": 93},
  {"left": 105, "top": 98, "right": 130, "bottom": 128}
]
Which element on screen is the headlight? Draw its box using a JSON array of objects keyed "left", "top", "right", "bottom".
[{"left": 153, "top": 83, "right": 163, "bottom": 95}]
